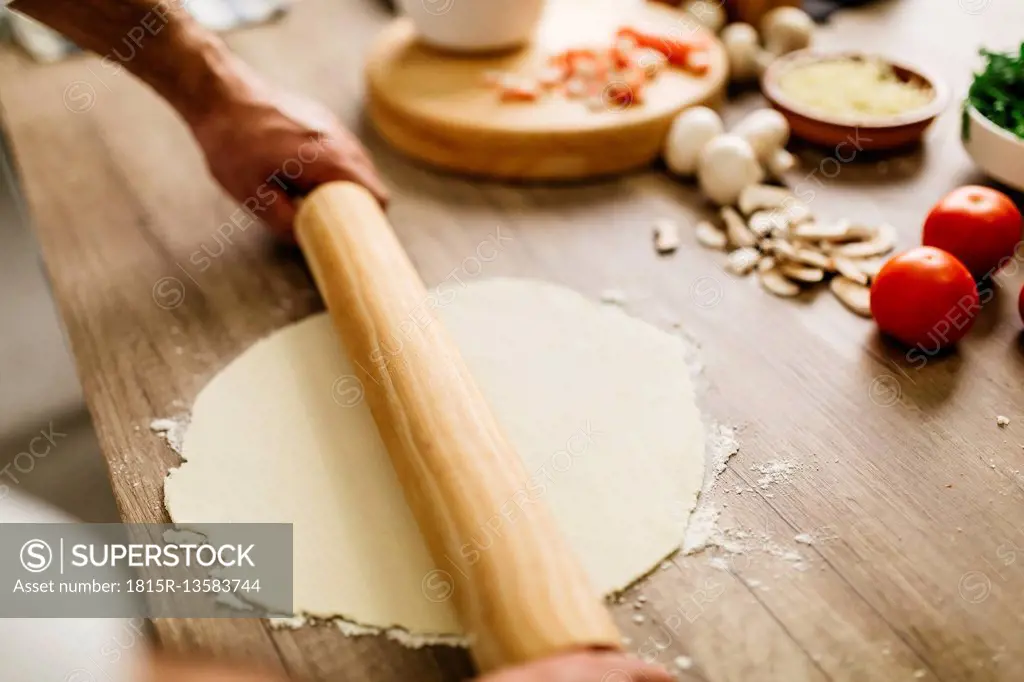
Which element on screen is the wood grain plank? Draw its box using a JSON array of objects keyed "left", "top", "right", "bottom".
[{"left": 270, "top": 625, "right": 475, "bottom": 682}]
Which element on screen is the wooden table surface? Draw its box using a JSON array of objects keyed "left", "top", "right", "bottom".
[{"left": 2, "top": 1, "right": 1024, "bottom": 680}]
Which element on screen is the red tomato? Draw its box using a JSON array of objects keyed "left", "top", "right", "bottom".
[
  {"left": 870, "top": 247, "right": 980, "bottom": 349},
  {"left": 1019, "top": 284, "right": 1024, "bottom": 326},
  {"left": 921, "top": 185, "right": 1023, "bottom": 279}
]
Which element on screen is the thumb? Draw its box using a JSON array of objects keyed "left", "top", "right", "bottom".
[
  {"left": 301, "top": 154, "right": 390, "bottom": 208},
  {"left": 252, "top": 184, "right": 298, "bottom": 239}
]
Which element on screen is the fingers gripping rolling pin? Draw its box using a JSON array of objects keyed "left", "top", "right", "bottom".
[{"left": 295, "top": 182, "right": 621, "bottom": 672}]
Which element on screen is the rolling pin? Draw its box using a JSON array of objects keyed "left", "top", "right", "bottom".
[{"left": 294, "top": 182, "right": 621, "bottom": 673}]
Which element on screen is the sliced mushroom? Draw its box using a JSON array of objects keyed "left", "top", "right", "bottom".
[
  {"left": 759, "top": 268, "right": 801, "bottom": 297},
  {"left": 695, "top": 220, "right": 728, "bottom": 250},
  {"left": 791, "top": 247, "right": 830, "bottom": 269},
  {"left": 653, "top": 218, "right": 681, "bottom": 255},
  {"left": 722, "top": 206, "right": 757, "bottom": 248},
  {"left": 831, "top": 255, "right": 870, "bottom": 285},
  {"left": 782, "top": 201, "right": 814, "bottom": 225},
  {"left": 738, "top": 183, "right": 795, "bottom": 215},
  {"left": 852, "top": 257, "right": 887, "bottom": 280},
  {"left": 749, "top": 210, "right": 788, "bottom": 237},
  {"left": 758, "top": 255, "right": 777, "bottom": 272},
  {"left": 847, "top": 222, "right": 883, "bottom": 239},
  {"left": 791, "top": 220, "right": 874, "bottom": 243},
  {"left": 762, "top": 238, "right": 798, "bottom": 261},
  {"left": 789, "top": 221, "right": 837, "bottom": 241},
  {"left": 726, "top": 246, "right": 761, "bottom": 275},
  {"left": 780, "top": 263, "right": 825, "bottom": 283},
  {"left": 829, "top": 223, "right": 898, "bottom": 259},
  {"left": 830, "top": 276, "right": 872, "bottom": 317}
]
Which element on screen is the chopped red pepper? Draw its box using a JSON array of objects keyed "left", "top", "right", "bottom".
[
  {"left": 616, "top": 26, "right": 710, "bottom": 69},
  {"left": 489, "top": 25, "right": 709, "bottom": 109},
  {"left": 604, "top": 81, "right": 636, "bottom": 109},
  {"left": 499, "top": 83, "right": 540, "bottom": 102}
]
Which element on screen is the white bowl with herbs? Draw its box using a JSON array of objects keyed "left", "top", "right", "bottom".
[{"left": 962, "top": 46, "right": 1024, "bottom": 191}]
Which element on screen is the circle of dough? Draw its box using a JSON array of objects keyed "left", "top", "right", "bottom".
[{"left": 165, "top": 278, "right": 705, "bottom": 636}]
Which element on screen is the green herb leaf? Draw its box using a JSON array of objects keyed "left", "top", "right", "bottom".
[{"left": 968, "top": 44, "right": 1024, "bottom": 139}]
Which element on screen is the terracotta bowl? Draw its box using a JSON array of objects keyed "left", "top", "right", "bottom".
[{"left": 761, "top": 50, "right": 949, "bottom": 151}]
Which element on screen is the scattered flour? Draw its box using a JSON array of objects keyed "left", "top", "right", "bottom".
[
  {"left": 673, "top": 655, "right": 694, "bottom": 671},
  {"left": 682, "top": 504, "right": 721, "bottom": 554},
  {"left": 686, "top": 521, "right": 810, "bottom": 573},
  {"left": 150, "top": 415, "right": 189, "bottom": 455},
  {"left": 269, "top": 615, "right": 468, "bottom": 648},
  {"left": 704, "top": 423, "right": 739, "bottom": 489},
  {"left": 794, "top": 533, "right": 815, "bottom": 545},
  {"left": 751, "top": 458, "right": 801, "bottom": 490},
  {"left": 678, "top": 422, "right": 740, "bottom": 555}
]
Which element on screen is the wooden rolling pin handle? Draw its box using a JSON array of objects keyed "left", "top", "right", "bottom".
[{"left": 294, "top": 182, "right": 621, "bottom": 672}]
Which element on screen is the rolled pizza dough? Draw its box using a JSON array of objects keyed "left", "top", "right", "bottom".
[{"left": 164, "top": 277, "right": 705, "bottom": 636}]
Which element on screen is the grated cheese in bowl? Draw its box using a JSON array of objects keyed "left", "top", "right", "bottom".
[{"left": 776, "top": 57, "right": 935, "bottom": 120}]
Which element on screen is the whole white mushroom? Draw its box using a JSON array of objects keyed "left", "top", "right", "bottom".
[
  {"left": 732, "top": 108, "right": 790, "bottom": 163},
  {"left": 681, "top": 0, "right": 727, "bottom": 33},
  {"left": 663, "top": 106, "right": 725, "bottom": 177},
  {"left": 721, "top": 23, "right": 763, "bottom": 83},
  {"left": 761, "top": 7, "right": 814, "bottom": 56},
  {"left": 697, "top": 134, "right": 765, "bottom": 206},
  {"left": 732, "top": 108, "right": 797, "bottom": 177}
]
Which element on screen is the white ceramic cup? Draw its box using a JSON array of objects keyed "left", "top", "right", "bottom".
[{"left": 395, "top": 0, "right": 546, "bottom": 53}]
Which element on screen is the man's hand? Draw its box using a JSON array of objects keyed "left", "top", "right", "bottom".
[
  {"left": 13, "top": 0, "right": 388, "bottom": 238},
  {"left": 478, "top": 651, "right": 676, "bottom": 682},
  {"left": 190, "top": 84, "right": 389, "bottom": 237}
]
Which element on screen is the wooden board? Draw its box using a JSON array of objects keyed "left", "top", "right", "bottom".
[
  {"left": 366, "top": 0, "right": 727, "bottom": 180},
  {"left": 1, "top": 0, "right": 1024, "bottom": 680}
]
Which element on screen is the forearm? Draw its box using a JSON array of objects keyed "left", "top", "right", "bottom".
[
  {"left": 11, "top": 0, "right": 389, "bottom": 226},
  {"left": 10, "top": 0, "right": 257, "bottom": 125}
]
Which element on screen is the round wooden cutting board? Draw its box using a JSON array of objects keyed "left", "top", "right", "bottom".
[{"left": 366, "top": 0, "right": 728, "bottom": 181}]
